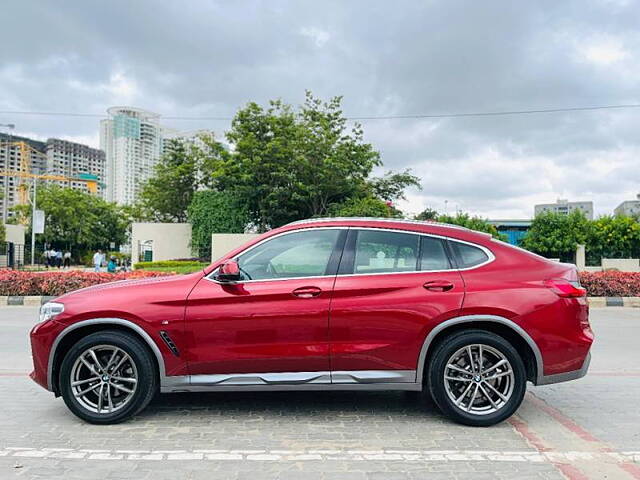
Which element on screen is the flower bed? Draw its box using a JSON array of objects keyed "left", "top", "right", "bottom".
[
  {"left": 579, "top": 271, "right": 640, "bottom": 297},
  {"left": 0, "top": 270, "right": 172, "bottom": 297}
]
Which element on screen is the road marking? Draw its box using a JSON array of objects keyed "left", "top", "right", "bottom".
[
  {"left": 0, "top": 447, "right": 639, "bottom": 463},
  {"left": 511, "top": 392, "right": 640, "bottom": 480}
]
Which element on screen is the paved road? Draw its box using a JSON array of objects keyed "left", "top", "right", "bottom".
[{"left": 0, "top": 307, "right": 638, "bottom": 479}]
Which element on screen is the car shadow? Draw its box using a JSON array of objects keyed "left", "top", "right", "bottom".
[{"left": 140, "top": 390, "right": 440, "bottom": 419}]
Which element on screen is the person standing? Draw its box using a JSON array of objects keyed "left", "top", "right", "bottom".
[
  {"left": 93, "top": 249, "right": 103, "bottom": 272},
  {"left": 63, "top": 250, "right": 71, "bottom": 268},
  {"left": 43, "top": 248, "right": 51, "bottom": 269},
  {"left": 55, "top": 249, "right": 63, "bottom": 269}
]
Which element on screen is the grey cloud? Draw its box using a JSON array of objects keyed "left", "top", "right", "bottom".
[{"left": 1, "top": 0, "right": 639, "bottom": 217}]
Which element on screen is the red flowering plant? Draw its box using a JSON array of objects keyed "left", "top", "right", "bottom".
[
  {"left": 579, "top": 271, "right": 640, "bottom": 297},
  {"left": 0, "top": 270, "right": 173, "bottom": 297}
]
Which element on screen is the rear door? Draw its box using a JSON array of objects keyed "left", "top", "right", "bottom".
[{"left": 328, "top": 228, "right": 465, "bottom": 383}]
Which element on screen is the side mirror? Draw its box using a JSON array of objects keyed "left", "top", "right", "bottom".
[{"left": 217, "top": 260, "right": 241, "bottom": 283}]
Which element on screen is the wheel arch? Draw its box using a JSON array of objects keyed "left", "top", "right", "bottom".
[
  {"left": 48, "top": 318, "right": 165, "bottom": 394},
  {"left": 417, "top": 315, "right": 543, "bottom": 385}
]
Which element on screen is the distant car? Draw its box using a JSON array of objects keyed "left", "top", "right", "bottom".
[{"left": 30, "top": 218, "right": 593, "bottom": 426}]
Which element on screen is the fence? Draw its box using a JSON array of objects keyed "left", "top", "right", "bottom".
[{"left": 0, "top": 242, "right": 26, "bottom": 269}]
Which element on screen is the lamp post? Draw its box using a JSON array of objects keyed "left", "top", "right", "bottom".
[{"left": 30, "top": 177, "right": 37, "bottom": 266}]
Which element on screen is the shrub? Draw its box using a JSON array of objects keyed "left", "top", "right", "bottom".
[
  {"left": 0, "top": 270, "right": 172, "bottom": 297},
  {"left": 579, "top": 271, "right": 640, "bottom": 297}
]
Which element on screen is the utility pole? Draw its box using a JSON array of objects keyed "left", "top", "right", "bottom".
[
  {"left": 0, "top": 123, "right": 15, "bottom": 223},
  {"left": 31, "top": 177, "right": 36, "bottom": 266}
]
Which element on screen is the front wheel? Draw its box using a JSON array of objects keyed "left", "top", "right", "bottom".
[
  {"left": 59, "top": 330, "right": 157, "bottom": 424},
  {"left": 428, "top": 330, "right": 526, "bottom": 427}
]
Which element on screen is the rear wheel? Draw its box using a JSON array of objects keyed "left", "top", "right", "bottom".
[
  {"left": 428, "top": 330, "right": 526, "bottom": 426},
  {"left": 59, "top": 330, "right": 157, "bottom": 424}
]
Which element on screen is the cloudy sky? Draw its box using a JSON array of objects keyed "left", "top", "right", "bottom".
[{"left": 1, "top": 0, "right": 639, "bottom": 218}]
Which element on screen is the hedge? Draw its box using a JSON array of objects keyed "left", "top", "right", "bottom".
[
  {"left": 134, "top": 260, "right": 208, "bottom": 270},
  {"left": 579, "top": 271, "right": 640, "bottom": 297},
  {"left": 0, "top": 270, "right": 172, "bottom": 297}
]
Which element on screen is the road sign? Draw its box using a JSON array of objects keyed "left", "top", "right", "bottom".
[{"left": 33, "top": 210, "right": 45, "bottom": 234}]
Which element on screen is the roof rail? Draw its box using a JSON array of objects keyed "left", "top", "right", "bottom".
[{"left": 284, "top": 217, "right": 473, "bottom": 232}]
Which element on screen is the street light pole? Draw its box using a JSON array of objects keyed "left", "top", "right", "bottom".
[{"left": 31, "top": 177, "right": 36, "bottom": 266}]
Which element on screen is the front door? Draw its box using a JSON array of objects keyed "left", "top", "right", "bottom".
[
  {"left": 329, "top": 228, "right": 465, "bottom": 383},
  {"left": 185, "top": 228, "right": 346, "bottom": 384}
]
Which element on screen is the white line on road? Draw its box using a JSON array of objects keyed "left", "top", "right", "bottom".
[{"left": 1, "top": 447, "right": 639, "bottom": 464}]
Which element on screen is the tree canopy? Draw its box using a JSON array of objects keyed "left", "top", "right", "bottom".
[
  {"left": 413, "top": 209, "right": 506, "bottom": 240},
  {"left": 187, "top": 190, "right": 251, "bottom": 260},
  {"left": 139, "top": 92, "right": 420, "bottom": 231},
  {"left": 520, "top": 210, "right": 590, "bottom": 262},
  {"left": 10, "top": 185, "right": 130, "bottom": 255},
  {"left": 138, "top": 135, "right": 228, "bottom": 222}
]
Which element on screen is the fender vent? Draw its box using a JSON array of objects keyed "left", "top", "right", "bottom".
[{"left": 159, "top": 331, "right": 180, "bottom": 357}]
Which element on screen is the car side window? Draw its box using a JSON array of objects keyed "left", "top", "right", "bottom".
[
  {"left": 354, "top": 230, "right": 419, "bottom": 274},
  {"left": 236, "top": 229, "right": 341, "bottom": 281},
  {"left": 420, "top": 237, "right": 452, "bottom": 270},
  {"left": 449, "top": 241, "right": 490, "bottom": 268}
]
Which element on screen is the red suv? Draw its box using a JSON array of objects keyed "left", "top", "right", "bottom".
[{"left": 30, "top": 218, "right": 593, "bottom": 426}]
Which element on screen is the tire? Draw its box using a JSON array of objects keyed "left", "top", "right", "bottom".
[
  {"left": 59, "top": 330, "right": 157, "bottom": 424},
  {"left": 428, "top": 329, "right": 526, "bottom": 427}
]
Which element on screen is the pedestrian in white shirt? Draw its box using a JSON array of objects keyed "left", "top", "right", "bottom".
[{"left": 93, "top": 249, "right": 103, "bottom": 272}]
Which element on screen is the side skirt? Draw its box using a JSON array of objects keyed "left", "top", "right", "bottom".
[{"left": 160, "top": 370, "right": 420, "bottom": 393}]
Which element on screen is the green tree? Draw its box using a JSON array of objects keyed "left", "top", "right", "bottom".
[
  {"left": 520, "top": 210, "right": 590, "bottom": 262},
  {"left": 220, "top": 91, "right": 416, "bottom": 230},
  {"left": 436, "top": 212, "right": 507, "bottom": 240},
  {"left": 328, "top": 196, "right": 401, "bottom": 218},
  {"left": 586, "top": 215, "right": 640, "bottom": 265},
  {"left": 414, "top": 207, "right": 439, "bottom": 221},
  {"left": 138, "top": 134, "right": 229, "bottom": 222},
  {"left": 187, "top": 190, "right": 251, "bottom": 260},
  {"left": 10, "top": 185, "right": 129, "bottom": 258}
]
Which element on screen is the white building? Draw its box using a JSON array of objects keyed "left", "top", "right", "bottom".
[
  {"left": 100, "top": 107, "right": 164, "bottom": 205},
  {"left": 534, "top": 199, "right": 593, "bottom": 219},
  {"left": 614, "top": 194, "right": 640, "bottom": 217}
]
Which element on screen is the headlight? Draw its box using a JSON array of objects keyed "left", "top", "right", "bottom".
[{"left": 39, "top": 302, "right": 65, "bottom": 323}]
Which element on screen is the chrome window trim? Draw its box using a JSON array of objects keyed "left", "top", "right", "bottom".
[
  {"left": 205, "top": 226, "right": 346, "bottom": 285},
  {"left": 346, "top": 227, "right": 495, "bottom": 273},
  {"left": 204, "top": 226, "right": 495, "bottom": 285}
]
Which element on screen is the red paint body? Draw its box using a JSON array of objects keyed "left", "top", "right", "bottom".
[{"left": 30, "top": 219, "right": 593, "bottom": 393}]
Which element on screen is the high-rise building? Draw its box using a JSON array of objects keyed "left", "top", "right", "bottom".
[
  {"left": 100, "top": 107, "right": 163, "bottom": 205},
  {"left": 45, "top": 138, "right": 106, "bottom": 197},
  {"left": 614, "top": 194, "right": 640, "bottom": 217},
  {"left": 0, "top": 133, "right": 47, "bottom": 221},
  {"left": 1, "top": 133, "right": 106, "bottom": 220},
  {"left": 534, "top": 199, "right": 593, "bottom": 219}
]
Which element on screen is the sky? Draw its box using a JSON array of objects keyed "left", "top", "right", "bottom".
[{"left": 1, "top": 0, "right": 639, "bottom": 219}]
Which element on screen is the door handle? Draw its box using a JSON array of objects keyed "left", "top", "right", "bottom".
[
  {"left": 292, "top": 286, "right": 322, "bottom": 298},
  {"left": 423, "top": 280, "right": 454, "bottom": 292}
]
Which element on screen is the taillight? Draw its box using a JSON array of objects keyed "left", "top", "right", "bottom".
[{"left": 544, "top": 278, "right": 587, "bottom": 298}]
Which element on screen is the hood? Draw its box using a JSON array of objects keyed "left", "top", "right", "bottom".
[{"left": 55, "top": 272, "right": 199, "bottom": 301}]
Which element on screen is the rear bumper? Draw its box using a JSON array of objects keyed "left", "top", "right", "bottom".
[{"left": 537, "top": 351, "right": 591, "bottom": 386}]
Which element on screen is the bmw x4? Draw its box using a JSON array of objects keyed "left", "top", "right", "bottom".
[{"left": 30, "top": 218, "right": 593, "bottom": 426}]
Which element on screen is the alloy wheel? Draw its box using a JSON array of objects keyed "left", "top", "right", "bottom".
[
  {"left": 443, "top": 343, "right": 515, "bottom": 415},
  {"left": 69, "top": 344, "right": 138, "bottom": 414}
]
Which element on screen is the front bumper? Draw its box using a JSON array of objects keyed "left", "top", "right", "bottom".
[{"left": 537, "top": 351, "right": 591, "bottom": 386}]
